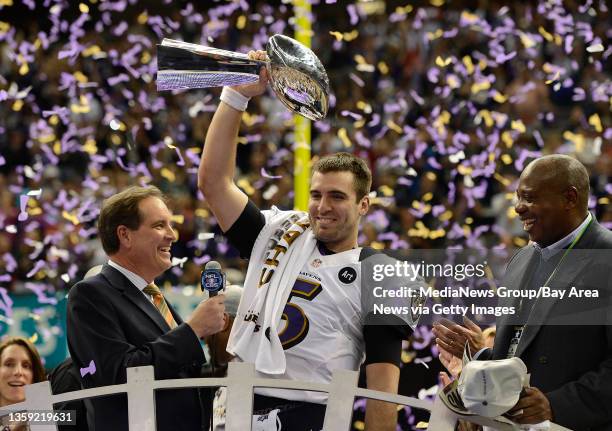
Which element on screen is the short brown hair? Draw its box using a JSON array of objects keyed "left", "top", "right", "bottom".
[
  {"left": 0, "top": 337, "right": 46, "bottom": 383},
  {"left": 312, "top": 152, "right": 372, "bottom": 200},
  {"left": 98, "top": 186, "right": 166, "bottom": 255}
]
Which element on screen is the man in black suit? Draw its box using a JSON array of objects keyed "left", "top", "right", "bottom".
[
  {"left": 434, "top": 155, "right": 612, "bottom": 430},
  {"left": 67, "top": 186, "right": 226, "bottom": 431}
]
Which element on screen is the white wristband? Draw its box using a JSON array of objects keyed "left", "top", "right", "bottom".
[{"left": 220, "top": 87, "right": 251, "bottom": 112}]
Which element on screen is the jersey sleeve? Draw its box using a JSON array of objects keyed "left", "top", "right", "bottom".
[
  {"left": 360, "top": 246, "right": 414, "bottom": 366},
  {"left": 224, "top": 200, "right": 265, "bottom": 259},
  {"left": 363, "top": 313, "right": 412, "bottom": 366}
]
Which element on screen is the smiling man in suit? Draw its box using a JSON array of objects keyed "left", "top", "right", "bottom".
[
  {"left": 434, "top": 155, "right": 612, "bottom": 430},
  {"left": 67, "top": 185, "right": 226, "bottom": 431}
]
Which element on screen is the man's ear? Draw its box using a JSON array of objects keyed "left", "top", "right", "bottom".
[
  {"left": 564, "top": 186, "right": 578, "bottom": 209},
  {"left": 359, "top": 195, "right": 370, "bottom": 216},
  {"left": 116, "top": 225, "right": 131, "bottom": 248}
]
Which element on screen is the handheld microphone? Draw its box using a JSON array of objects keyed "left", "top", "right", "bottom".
[{"left": 201, "top": 260, "right": 225, "bottom": 297}]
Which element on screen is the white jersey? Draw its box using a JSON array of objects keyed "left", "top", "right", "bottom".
[{"left": 254, "top": 244, "right": 365, "bottom": 403}]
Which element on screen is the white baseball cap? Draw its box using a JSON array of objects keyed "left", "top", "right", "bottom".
[{"left": 440, "top": 357, "right": 528, "bottom": 418}]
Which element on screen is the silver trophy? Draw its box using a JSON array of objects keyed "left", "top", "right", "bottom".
[{"left": 156, "top": 34, "right": 330, "bottom": 121}]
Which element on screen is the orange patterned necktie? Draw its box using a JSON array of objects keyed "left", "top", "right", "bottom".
[{"left": 143, "top": 283, "right": 177, "bottom": 329}]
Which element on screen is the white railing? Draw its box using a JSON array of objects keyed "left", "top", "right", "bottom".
[{"left": 0, "top": 362, "right": 570, "bottom": 430}]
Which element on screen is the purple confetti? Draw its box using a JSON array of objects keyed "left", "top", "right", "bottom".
[
  {"left": 80, "top": 360, "right": 96, "bottom": 377},
  {"left": 0, "top": 287, "right": 14, "bottom": 318}
]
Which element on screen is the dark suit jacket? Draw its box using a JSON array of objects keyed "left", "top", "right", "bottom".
[
  {"left": 482, "top": 220, "right": 612, "bottom": 430},
  {"left": 67, "top": 265, "right": 206, "bottom": 431}
]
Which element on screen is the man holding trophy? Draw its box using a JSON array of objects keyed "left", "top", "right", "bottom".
[{"left": 196, "top": 49, "right": 410, "bottom": 431}]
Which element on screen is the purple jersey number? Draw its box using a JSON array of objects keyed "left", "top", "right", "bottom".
[{"left": 278, "top": 278, "right": 322, "bottom": 349}]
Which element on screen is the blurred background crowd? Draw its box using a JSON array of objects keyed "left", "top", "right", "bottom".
[{"left": 0, "top": 0, "right": 610, "bottom": 428}]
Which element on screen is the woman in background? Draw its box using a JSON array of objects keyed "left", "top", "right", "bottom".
[{"left": 0, "top": 337, "right": 46, "bottom": 431}]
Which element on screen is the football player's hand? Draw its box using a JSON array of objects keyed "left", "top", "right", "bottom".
[
  {"left": 438, "top": 345, "right": 462, "bottom": 379},
  {"left": 233, "top": 50, "right": 268, "bottom": 97}
]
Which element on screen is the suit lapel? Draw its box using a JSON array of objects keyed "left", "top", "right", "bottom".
[
  {"left": 101, "top": 265, "right": 171, "bottom": 332},
  {"left": 492, "top": 247, "right": 539, "bottom": 359},
  {"left": 167, "top": 301, "right": 183, "bottom": 325},
  {"left": 514, "top": 219, "right": 598, "bottom": 357}
]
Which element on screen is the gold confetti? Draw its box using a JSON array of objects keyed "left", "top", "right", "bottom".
[
  {"left": 395, "top": 5, "right": 413, "bottom": 14},
  {"left": 237, "top": 178, "right": 255, "bottom": 196},
  {"left": 514, "top": 237, "right": 527, "bottom": 247},
  {"left": 416, "top": 422, "right": 429, "bottom": 429},
  {"left": 430, "top": 0, "right": 444, "bottom": 6},
  {"left": 12, "top": 100, "right": 24, "bottom": 111},
  {"left": 462, "top": 55, "right": 474, "bottom": 75},
  {"left": 439, "top": 210, "right": 453, "bottom": 222},
  {"left": 377, "top": 61, "right": 389, "bottom": 75},
  {"left": 598, "top": 197, "right": 610, "bottom": 205},
  {"left": 29, "top": 333, "right": 38, "bottom": 344},
  {"left": 379, "top": 185, "right": 394, "bottom": 197},
  {"left": 79, "top": 3, "right": 89, "bottom": 13},
  {"left": 160, "top": 168, "right": 176, "bottom": 182},
  {"left": 447, "top": 75, "right": 460, "bottom": 89},
  {"left": 195, "top": 208, "right": 209, "bottom": 218},
  {"left": 353, "top": 421, "right": 365, "bottom": 431},
  {"left": 370, "top": 241, "right": 384, "bottom": 250},
  {"left": 460, "top": 11, "right": 479, "bottom": 23},
  {"left": 423, "top": 192, "right": 433, "bottom": 202},
  {"left": 429, "top": 229, "right": 445, "bottom": 239},
  {"left": 141, "top": 51, "right": 151, "bottom": 64},
  {"left": 53, "top": 141, "right": 62, "bottom": 155},
  {"left": 0, "top": 0, "right": 13, "bottom": 6},
  {"left": 38, "top": 133, "right": 56, "bottom": 144},
  {"left": 476, "top": 110, "right": 494, "bottom": 127},
  {"left": 19, "top": 62, "right": 29, "bottom": 75},
  {"left": 329, "top": 31, "right": 343, "bottom": 42},
  {"left": 82, "top": 138, "right": 98, "bottom": 155},
  {"left": 492, "top": 91, "right": 507, "bottom": 103},
  {"left": 511, "top": 120, "right": 526, "bottom": 133},
  {"left": 562, "top": 131, "right": 585, "bottom": 152},
  {"left": 435, "top": 56, "right": 452, "bottom": 67},
  {"left": 518, "top": 31, "right": 536, "bottom": 49},
  {"left": 83, "top": 45, "right": 102, "bottom": 57},
  {"left": 356, "top": 101, "right": 372, "bottom": 113},
  {"left": 62, "top": 211, "right": 80, "bottom": 225},
  {"left": 338, "top": 128, "right": 352, "bottom": 148},
  {"left": 137, "top": 11, "right": 148, "bottom": 25},
  {"left": 401, "top": 350, "right": 415, "bottom": 363},
  {"left": 588, "top": 113, "right": 602, "bottom": 132},
  {"left": 538, "top": 26, "right": 554, "bottom": 42},
  {"left": 457, "top": 165, "right": 473, "bottom": 176},
  {"left": 236, "top": 15, "right": 246, "bottom": 30},
  {"left": 386, "top": 120, "right": 403, "bottom": 134},
  {"left": 545, "top": 71, "right": 560, "bottom": 84},
  {"left": 71, "top": 95, "right": 91, "bottom": 114},
  {"left": 170, "top": 215, "right": 184, "bottom": 224},
  {"left": 427, "top": 29, "right": 443, "bottom": 41},
  {"left": 494, "top": 173, "right": 512, "bottom": 186},
  {"left": 425, "top": 172, "right": 437, "bottom": 181},
  {"left": 110, "top": 134, "right": 122, "bottom": 145},
  {"left": 501, "top": 131, "right": 513, "bottom": 148},
  {"left": 0, "top": 21, "right": 10, "bottom": 34},
  {"left": 501, "top": 154, "right": 513, "bottom": 165},
  {"left": 471, "top": 80, "right": 491, "bottom": 94},
  {"left": 343, "top": 30, "right": 359, "bottom": 41},
  {"left": 74, "top": 71, "right": 88, "bottom": 83}
]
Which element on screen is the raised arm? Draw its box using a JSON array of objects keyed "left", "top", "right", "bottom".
[{"left": 198, "top": 50, "right": 269, "bottom": 232}]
